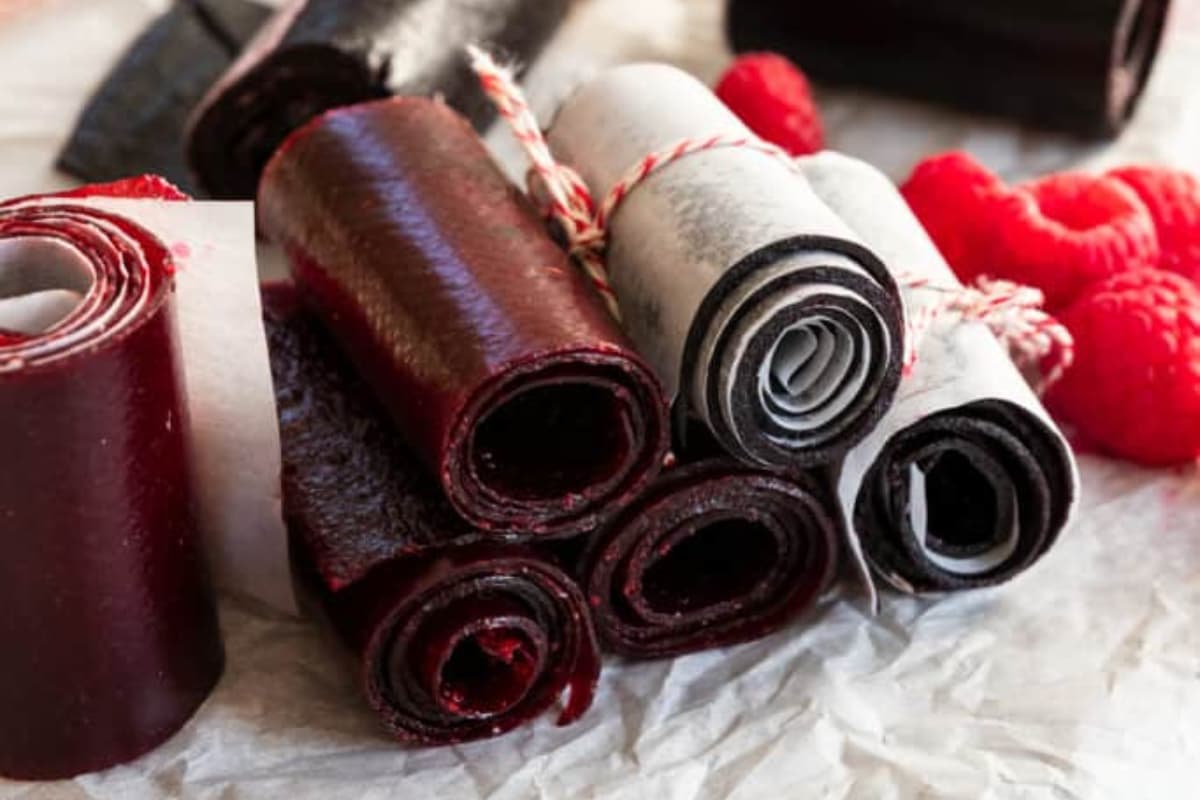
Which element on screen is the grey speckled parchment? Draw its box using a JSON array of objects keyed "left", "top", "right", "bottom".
[
  {"left": 546, "top": 64, "right": 904, "bottom": 469},
  {"left": 798, "top": 152, "right": 1079, "bottom": 604}
]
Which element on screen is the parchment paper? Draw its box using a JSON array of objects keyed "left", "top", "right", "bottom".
[{"left": 2, "top": 0, "right": 1200, "bottom": 797}]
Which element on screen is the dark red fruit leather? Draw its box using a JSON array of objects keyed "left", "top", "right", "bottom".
[
  {"left": 259, "top": 97, "right": 669, "bottom": 538},
  {"left": 580, "top": 460, "right": 840, "bottom": 659},
  {"left": 264, "top": 284, "right": 599, "bottom": 744},
  {"left": 0, "top": 188, "right": 223, "bottom": 780}
]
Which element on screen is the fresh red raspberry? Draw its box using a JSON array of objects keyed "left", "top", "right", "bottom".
[
  {"left": 1046, "top": 269, "right": 1200, "bottom": 466},
  {"left": 715, "top": 52, "right": 824, "bottom": 156},
  {"left": 1108, "top": 165, "right": 1200, "bottom": 285},
  {"left": 900, "top": 151, "right": 1006, "bottom": 281}
]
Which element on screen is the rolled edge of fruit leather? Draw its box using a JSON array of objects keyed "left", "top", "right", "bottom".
[
  {"left": 265, "top": 284, "right": 600, "bottom": 744},
  {"left": 0, "top": 180, "right": 225, "bottom": 780},
  {"left": 187, "top": 0, "right": 572, "bottom": 199},
  {"left": 259, "top": 97, "right": 669, "bottom": 537},
  {"left": 56, "top": 0, "right": 272, "bottom": 193},
  {"left": 798, "top": 152, "right": 1078, "bottom": 601},
  {"left": 579, "top": 459, "right": 840, "bottom": 659},
  {"left": 545, "top": 63, "right": 905, "bottom": 470},
  {"left": 726, "top": 0, "right": 1172, "bottom": 138}
]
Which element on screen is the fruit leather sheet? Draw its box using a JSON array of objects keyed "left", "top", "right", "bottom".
[
  {"left": 727, "top": 0, "right": 1172, "bottom": 139},
  {"left": 264, "top": 284, "right": 600, "bottom": 745},
  {"left": 187, "top": 0, "right": 571, "bottom": 198},
  {"left": 57, "top": 0, "right": 271, "bottom": 193},
  {"left": 259, "top": 97, "right": 668, "bottom": 538},
  {"left": 579, "top": 458, "right": 839, "bottom": 659},
  {"left": 545, "top": 64, "right": 904, "bottom": 470},
  {"left": 0, "top": 180, "right": 228, "bottom": 780},
  {"left": 796, "top": 152, "right": 1079, "bottom": 603}
]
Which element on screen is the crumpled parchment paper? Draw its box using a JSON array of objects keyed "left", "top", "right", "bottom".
[{"left": 1, "top": 0, "right": 1199, "bottom": 797}]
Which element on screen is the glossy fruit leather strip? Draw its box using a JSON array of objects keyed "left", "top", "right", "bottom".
[
  {"left": 547, "top": 64, "right": 904, "bottom": 470},
  {"left": 259, "top": 97, "right": 668, "bottom": 537},
  {"left": 580, "top": 459, "right": 839, "bottom": 659},
  {"left": 56, "top": 0, "right": 271, "bottom": 193},
  {"left": 187, "top": 0, "right": 571, "bottom": 199},
  {"left": 0, "top": 187, "right": 224, "bottom": 780},
  {"left": 798, "top": 153, "right": 1078, "bottom": 599},
  {"left": 727, "top": 0, "right": 1171, "bottom": 138},
  {"left": 264, "top": 284, "right": 599, "bottom": 744}
]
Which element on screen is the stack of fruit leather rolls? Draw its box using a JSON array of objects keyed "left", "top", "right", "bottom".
[
  {"left": 258, "top": 96, "right": 668, "bottom": 538},
  {"left": 265, "top": 285, "right": 599, "bottom": 743},
  {"left": 797, "top": 152, "right": 1078, "bottom": 602},
  {"left": 726, "top": 0, "right": 1172, "bottom": 138},
  {"left": 544, "top": 63, "right": 905, "bottom": 470},
  {"left": 188, "top": 0, "right": 571, "bottom": 198}
]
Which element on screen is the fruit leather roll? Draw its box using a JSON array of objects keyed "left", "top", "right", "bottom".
[
  {"left": 0, "top": 181, "right": 227, "bottom": 779},
  {"left": 797, "top": 152, "right": 1078, "bottom": 601},
  {"left": 727, "top": 0, "right": 1171, "bottom": 138},
  {"left": 546, "top": 64, "right": 904, "bottom": 470},
  {"left": 579, "top": 458, "right": 840, "bottom": 659},
  {"left": 188, "top": 0, "right": 572, "bottom": 198},
  {"left": 259, "top": 97, "right": 668, "bottom": 537},
  {"left": 58, "top": 0, "right": 271, "bottom": 192},
  {"left": 264, "top": 284, "right": 599, "bottom": 744}
]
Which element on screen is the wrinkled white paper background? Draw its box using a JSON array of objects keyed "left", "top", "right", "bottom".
[{"left": 1, "top": 0, "right": 1199, "bottom": 797}]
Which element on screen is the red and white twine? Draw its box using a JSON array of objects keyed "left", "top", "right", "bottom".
[{"left": 466, "top": 46, "right": 1074, "bottom": 390}]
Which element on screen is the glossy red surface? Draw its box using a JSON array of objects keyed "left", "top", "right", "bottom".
[
  {"left": 259, "top": 98, "right": 669, "bottom": 537},
  {"left": 0, "top": 190, "right": 223, "bottom": 780}
]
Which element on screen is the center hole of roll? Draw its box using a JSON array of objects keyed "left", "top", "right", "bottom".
[
  {"left": 473, "top": 383, "right": 631, "bottom": 502},
  {"left": 763, "top": 320, "right": 855, "bottom": 415},
  {"left": 439, "top": 628, "right": 537, "bottom": 717},
  {"left": 914, "top": 451, "right": 1000, "bottom": 556},
  {"left": 642, "top": 520, "right": 778, "bottom": 614},
  {"left": 0, "top": 237, "right": 93, "bottom": 335}
]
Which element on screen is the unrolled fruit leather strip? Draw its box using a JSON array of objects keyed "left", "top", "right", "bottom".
[
  {"left": 259, "top": 97, "right": 668, "bottom": 537},
  {"left": 0, "top": 184, "right": 224, "bottom": 780},
  {"left": 579, "top": 459, "right": 840, "bottom": 659},
  {"left": 545, "top": 64, "right": 904, "bottom": 470},
  {"left": 798, "top": 152, "right": 1078, "bottom": 602},
  {"left": 726, "top": 0, "right": 1171, "bottom": 139},
  {"left": 187, "top": 0, "right": 571, "bottom": 198},
  {"left": 265, "top": 284, "right": 599, "bottom": 744}
]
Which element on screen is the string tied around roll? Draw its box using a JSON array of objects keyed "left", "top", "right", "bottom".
[{"left": 466, "top": 46, "right": 1074, "bottom": 390}]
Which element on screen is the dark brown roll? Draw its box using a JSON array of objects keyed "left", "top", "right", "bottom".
[
  {"left": 187, "top": 0, "right": 571, "bottom": 198},
  {"left": 579, "top": 460, "right": 840, "bottom": 659},
  {"left": 259, "top": 97, "right": 669, "bottom": 538},
  {"left": 265, "top": 284, "right": 599, "bottom": 744},
  {"left": 727, "top": 0, "right": 1172, "bottom": 138}
]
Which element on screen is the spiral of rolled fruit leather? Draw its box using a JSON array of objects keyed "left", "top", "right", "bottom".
[
  {"left": 265, "top": 285, "right": 599, "bottom": 744},
  {"left": 546, "top": 64, "right": 904, "bottom": 470},
  {"left": 797, "top": 152, "right": 1077, "bottom": 597},
  {"left": 579, "top": 459, "right": 840, "bottom": 659},
  {"left": 0, "top": 190, "right": 223, "bottom": 780},
  {"left": 727, "top": 0, "right": 1171, "bottom": 139},
  {"left": 187, "top": 0, "right": 571, "bottom": 198},
  {"left": 259, "top": 97, "right": 668, "bottom": 537}
]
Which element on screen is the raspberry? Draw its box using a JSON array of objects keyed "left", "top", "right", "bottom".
[
  {"left": 1046, "top": 270, "right": 1200, "bottom": 466},
  {"left": 715, "top": 53, "right": 824, "bottom": 156},
  {"left": 1108, "top": 165, "right": 1200, "bottom": 284},
  {"left": 990, "top": 172, "right": 1160, "bottom": 310},
  {"left": 900, "top": 151, "right": 1006, "bottom": 281}
]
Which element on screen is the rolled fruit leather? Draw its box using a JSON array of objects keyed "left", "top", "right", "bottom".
[
  {"left": 797, "top": 152, "right": 1078, "bottom": 605},
  {"left": 0, "top": 178, "right": 227, "bottom": 780},
  {"left": 57, "top": 0, "right": 272, "bottom": 192},
  {"left": 258, "top": 97, "right": 669, "bottom": 538},
  {"left": 187, "top": 0, "right": 572, "bottom": 198},
  {"left": 578, "top": 457, "right": 840, "bottom": 659},
  {"left": 544, "top": 64, "right": 905, "bottom": 470},
  {"left": 726, "top": 0, "right": 1172, "bottom": 139},
  {"left": 265, "top": 284, "right": 599, "bottom": 744}
]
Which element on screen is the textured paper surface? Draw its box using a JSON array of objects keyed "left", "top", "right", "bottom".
[{"left": 2, "top": 0, "right": 1200, "bottom": 797}]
